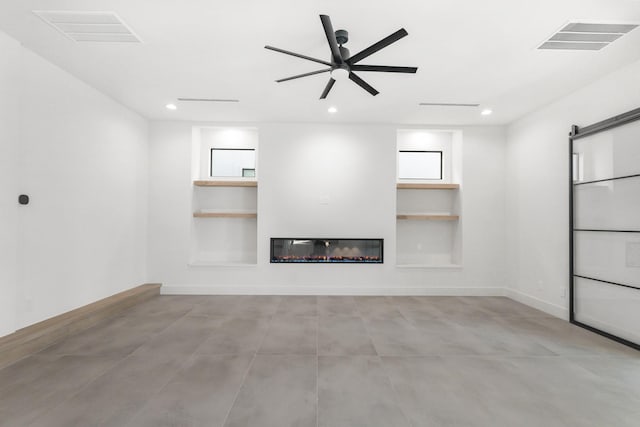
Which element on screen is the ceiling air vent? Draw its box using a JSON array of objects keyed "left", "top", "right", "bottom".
[
  {"left": 177, "top": 98, "right": 240, "bottom": 103},
  {"left": 539, "top": 22, "right": 638, "bottom": 50},
  {"left": 419, "top": 103, "right": 480, "bottom": 107},
  {"left": 33, "top": 11, "right": 141, "bottom": 43}
]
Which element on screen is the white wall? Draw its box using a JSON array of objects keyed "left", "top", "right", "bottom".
[
  {"left": 149, "top": 121, "right": 507, "bottom": 294},
  {"left": 3, "top": 17, "right": 638, "bottom": 337},
  {"left": 0, "top": 30, "right": 149, "bottom": 333},
  {"left": 506, "top": 57, "right": 640, "bottom": 318},
  {"left": 0, "top": 32, "right": 22, "bottom": 336}
]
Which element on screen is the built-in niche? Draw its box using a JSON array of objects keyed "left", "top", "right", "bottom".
[
  {"left": 395, "top": 129, "right": 463, "bottom": 267},
  {"left": 190, "top": 126, "right": 258, "bottom": 265}
]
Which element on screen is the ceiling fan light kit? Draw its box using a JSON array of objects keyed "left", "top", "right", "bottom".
[
  {"left": 265, "top": 14, "right": 418, "bottom": 99},
  {"left": 330, "top": 67, "right": 349, "bottom": 81}
]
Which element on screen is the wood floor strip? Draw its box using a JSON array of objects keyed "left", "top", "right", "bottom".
[{"left": 0, "top": 283, "right": 161, "bottom": 370}]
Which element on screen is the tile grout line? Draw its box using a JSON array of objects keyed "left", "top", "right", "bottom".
[
  {"left": 123, "top": 349, "right": 201, "bottom": 427},
  {"left": 220, "top": 305, "right": 276, "bottom": 425},
  {"left": 377, "top": 356, "right": 416, "bottom": 427},
  {"left": 11, "top": 296, "right": 636, "bottom": 427},
  {"left": 220, "top": 352, "right": 257, "bottom": 427},
  {"left": 353, "top": 297, "right": 383, "bottom": 357},
  {"left": 359, "top": 297, "right": 415, "bottom": 427},
  {"left": 11, "top": 354, "right": 124, "bottom": 427},
  {"left": 37, "top": 304, "right": 189, "bottom": 357},
  {"left": 23, "top": 304, "right": 198, "bottom": 427},
  {"left": 108, "top": 305, "right": 204, "bottom": 427},
  {"left": 189, "top": 310, "right": 227, "bottom": 357}
]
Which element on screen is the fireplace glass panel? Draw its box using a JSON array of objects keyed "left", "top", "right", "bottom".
[{"left": 270, "top": 238, "right": 383, "bottom": 263}]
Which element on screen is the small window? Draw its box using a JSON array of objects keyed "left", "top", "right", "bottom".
[
  {"left": 398, "top": 150, "right": 442, "bottom": 180},
  {"left": 210, "top": 148, "right": 256, "bottom": 177}
]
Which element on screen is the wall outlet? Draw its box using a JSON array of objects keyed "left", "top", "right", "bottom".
[
  {"left": 560, "top": 287, "right": 566, "bottom": 299},
  {"left": 319, "top": 196, "right": 330, "bottom": 205}
]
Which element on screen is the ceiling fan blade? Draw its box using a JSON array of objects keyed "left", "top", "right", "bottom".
[
  {"left": 350, "top": 65, "right": 418, "bottom": 73},
  {"left": 320, "top": 15, "right": 343, "bottom": 64},
  {"left": 265, "top": 45, "right": 332, "bottom": 66},
  {"left": 347, "top": 29, "right": 409, "bottom": 64},
  {"left": 320, "top": 78, "right": 336, "bottom": 99},
  {"left": 276, "top": 68, "right": 331, "bottom": 83},
  {"left": 348, "top": 72, "right": 379, "bottom": 96}
]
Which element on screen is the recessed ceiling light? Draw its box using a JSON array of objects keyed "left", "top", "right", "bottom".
[
  {"left": 328, "top": 106, "right": 338, "bottom": 114},
  {"left": 166, "top": 103, "right": 177, "bottom": 110},
  {"left": 481, "top": 108, "right": 492, "bottom": 116},
  {"left": 177, "top": 98, "right": 240, "bottom": 103}
]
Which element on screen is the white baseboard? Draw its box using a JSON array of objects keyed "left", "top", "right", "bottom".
[
  {"left": 161, "top": 285, "right": 570, "bottom": 321},
  {"left": 504, "top": 288, "right": 568, "bottom": 319},
  {"left": 161, "top": 284, "right": 505, "bottom": 297}
]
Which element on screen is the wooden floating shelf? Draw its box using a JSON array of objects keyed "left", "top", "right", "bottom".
[
  {"left": 193, "top": 212, "right": 257, "bottom": 218},
  {"left": 194, "top": 180, "right": 257, "bottom": 187},
  {"left": 397, "top": 183, "right": 459, "bottom": 190},
  {"left": 397, "top": 214, "right": 459, "bottom": 221}
]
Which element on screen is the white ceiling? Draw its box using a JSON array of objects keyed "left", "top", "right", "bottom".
[{"left": 1, "top": 0, "right": 640, "bottom": 125}]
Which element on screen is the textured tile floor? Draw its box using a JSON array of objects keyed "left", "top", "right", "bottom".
[{"left": 0, "top": 296, "right": 638, "bottom": 427}]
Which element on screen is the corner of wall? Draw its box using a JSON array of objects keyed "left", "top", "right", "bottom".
[{"left": 504, "top": 56, "right": 640, "bottom": 319}]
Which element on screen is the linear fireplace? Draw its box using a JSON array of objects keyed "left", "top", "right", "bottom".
[{"left": 270, "top": 238, "right": 383, "bottom": 263}]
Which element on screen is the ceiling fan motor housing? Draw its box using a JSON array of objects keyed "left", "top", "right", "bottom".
[
  {"left": 339, "top": 46, "right": 350, "bottom": 62},
  {"left": 335, "top": 29, "right": 348, "bottom": 45}
]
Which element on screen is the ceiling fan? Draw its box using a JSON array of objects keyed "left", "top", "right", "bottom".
[{"left": 265, "top": 15, "right": 418, "bottom": 99}]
